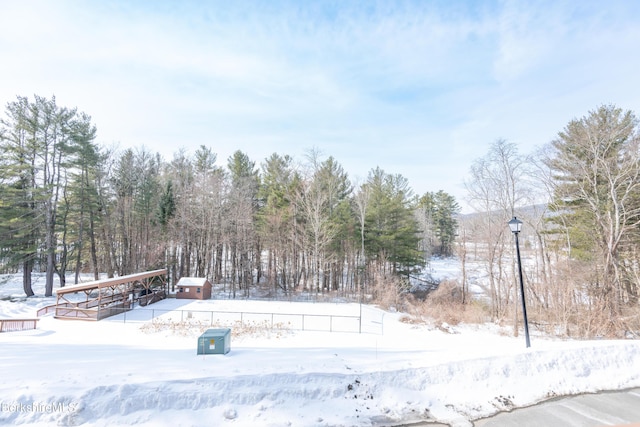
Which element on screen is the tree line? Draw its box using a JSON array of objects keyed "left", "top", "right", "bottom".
[
  {"left": 463, "top": 105, "right": 640, "bottom": 337},
  {"left": 0, "top": 95, "right": 460, "bottom": 299},
  {"left": 4, "top": 95, "right": 637, "bottom": 337}
]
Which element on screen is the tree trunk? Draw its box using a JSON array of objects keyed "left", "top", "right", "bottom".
[{"left": 22, "top": 260, "right": 34, "bottom": 297}]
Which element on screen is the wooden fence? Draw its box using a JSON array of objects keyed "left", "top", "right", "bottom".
[
  {"left": 0, "top": 318, "right": 39, "bottom": 332},
  {"left": 36, "top": 304, "right": 57, "bottom": 317}
]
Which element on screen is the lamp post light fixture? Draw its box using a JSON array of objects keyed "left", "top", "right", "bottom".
[{"left": 508, "top": 217, "right": 531, "bottom": 348}]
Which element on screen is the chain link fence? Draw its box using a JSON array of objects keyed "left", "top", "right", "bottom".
[{"left": 108, "top": 305, "right": 384, "bottom": 335}]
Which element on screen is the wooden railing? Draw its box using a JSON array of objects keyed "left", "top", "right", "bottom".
[
  {"left": 37, "top": 304, "right": 57, "bottom": 317},
  {"left": 55, "top": 306, "right": 99, "bottom": 320},
  {"left": 0, "top": 318, "right": 39, "bottom": 332},
  {"left": 138, "top": 290, "right": 166, "bottom": 306}
]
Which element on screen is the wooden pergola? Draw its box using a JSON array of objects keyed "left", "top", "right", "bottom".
[{"left": 53, "top": 269, "right": 168, "bottom": 321}]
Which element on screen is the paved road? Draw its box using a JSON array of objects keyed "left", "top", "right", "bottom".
[
  {"left": 474, "top": 388, "right": 640, "bottom": 427},
  {"left": 396, "top": 388, "right": 640, "bottom": 427}
]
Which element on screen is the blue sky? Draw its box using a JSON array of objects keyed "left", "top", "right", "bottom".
[{"left": 2, "top": 0, "right": 640, "bottom": 211}]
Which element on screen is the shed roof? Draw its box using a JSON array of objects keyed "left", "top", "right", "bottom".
[
  {"left": 55, "top": 269, "right": 168, "bottom": 295},
  {"left": 176, "top": 277, "right": 211, "bottom": 287}
]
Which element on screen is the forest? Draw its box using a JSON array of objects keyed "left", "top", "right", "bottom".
[
  {"left": 2, "top": 95, "right": 640, "bottom": 338},
  {"left": 0, "top": 95, "right": 459, "bottom": 300}
]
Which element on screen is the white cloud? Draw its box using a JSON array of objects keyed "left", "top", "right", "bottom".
[{"left": 2, "top": 0, "right": 640, "bottom": 211}]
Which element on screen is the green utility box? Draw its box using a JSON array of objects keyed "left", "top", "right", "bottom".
[{"left": 197, "top": 328, "right": 231, "bottom": 355}]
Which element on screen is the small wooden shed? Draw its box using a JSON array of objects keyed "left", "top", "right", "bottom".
[{"left": 176, "top": 277, "right": 212, "bottom": 300}]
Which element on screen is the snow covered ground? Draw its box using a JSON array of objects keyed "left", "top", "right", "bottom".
[{"left": 1, "top": 265, "right": 640, "bottom": 427}]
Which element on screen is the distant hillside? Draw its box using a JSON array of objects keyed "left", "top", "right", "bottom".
[{"left": 457, "top": 204, "right": 549, "bottom": 222}]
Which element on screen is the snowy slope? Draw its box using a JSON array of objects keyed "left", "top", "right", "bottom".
[{"left": 1, "top": 269, "right": 640, "bottom": 427}]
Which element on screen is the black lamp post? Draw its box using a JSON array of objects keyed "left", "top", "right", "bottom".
[{"left": 508, "top": 217, "right": 531, "bottom": 348}]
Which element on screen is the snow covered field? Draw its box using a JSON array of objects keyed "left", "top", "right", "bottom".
[{"left": 1, "top": 268, "right": 640, "bottom": 427}]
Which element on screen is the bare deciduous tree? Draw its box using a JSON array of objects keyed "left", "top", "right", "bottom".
[{"left": 465, "top": 139, "right": 532, "bottom": 327}]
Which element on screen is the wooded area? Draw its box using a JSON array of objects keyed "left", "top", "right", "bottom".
[
  {"left": 0, "top": 95, "right": 459, "bottom": 300},
  {"left": 1, "top": 96, "right": 639, "bottom": 338},
  {"left": 460, "top": 105, "right": 640, "bottom": 338}
]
